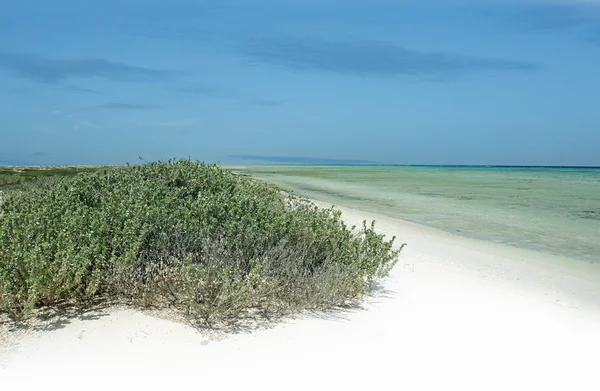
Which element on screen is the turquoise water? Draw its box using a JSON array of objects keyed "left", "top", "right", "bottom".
[{"left": 241, "top": 166, "right": 600, "bottom": 262}]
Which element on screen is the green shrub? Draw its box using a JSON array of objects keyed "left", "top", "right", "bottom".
[{"left": 0, "top": 159, "right": 403, "bottom": 323}]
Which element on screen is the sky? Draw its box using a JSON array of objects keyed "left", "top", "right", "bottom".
[{"left": 1, "top": 0, "right": 599, "bottom": 166}]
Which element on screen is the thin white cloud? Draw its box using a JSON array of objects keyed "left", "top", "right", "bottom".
[
  {"left": 132, "top": 118, "right": 198, "bottom": 128},
  {"left": 243, "top": 37, "right": 537, "bottom": 79},
  {"left": 73, "top": 120, "right": 101, "bottom": 131},
  {"left": 0, "top": 52, "right": 173, "bottom": 83}
]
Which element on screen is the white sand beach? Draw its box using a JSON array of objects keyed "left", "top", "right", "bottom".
[{"left": 2, "top": 202, "right": 600, "bottom": 390}]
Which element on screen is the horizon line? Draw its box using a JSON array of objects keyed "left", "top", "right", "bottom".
[{"left": 2, "top": 163, "right": 599, "bottom": 169}]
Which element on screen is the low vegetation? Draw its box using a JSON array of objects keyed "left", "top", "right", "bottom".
[
  {"left": 0, "top": 159, "right": 402, "bottom": 324},
  {"left": 0, "top": 166, "right": 112, "bottom": 191}
]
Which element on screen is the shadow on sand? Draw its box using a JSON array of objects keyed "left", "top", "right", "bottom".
[
  {"left": 1, "top": 281, "right": 397, "bottom": 344},
  {"left": 1, "top": 299, "right": 115, "bottom": 334}
]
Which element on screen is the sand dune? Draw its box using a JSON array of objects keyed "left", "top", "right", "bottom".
[{"left": 2, "top": 203, "right": 600, "bottom": 390}]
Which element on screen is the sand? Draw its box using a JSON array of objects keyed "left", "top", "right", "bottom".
[{"left": 2, "top": 202, "right": 600, "bottom": 390}]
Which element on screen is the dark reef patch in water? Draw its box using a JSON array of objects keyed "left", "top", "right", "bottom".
[
  {"left": 580, "top": 210, "right": 600, "bottom": 220},
  {"left": 419, "top": 192, "right": 475, "bottom": 201}
]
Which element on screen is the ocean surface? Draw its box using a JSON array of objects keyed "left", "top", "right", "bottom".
[{"left": 240, "top": 165, "right": 600, "bottom": 262}]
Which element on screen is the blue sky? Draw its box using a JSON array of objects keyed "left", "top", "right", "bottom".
[{"left": 1, "top": 0, "right": 599, "bottom": 166}]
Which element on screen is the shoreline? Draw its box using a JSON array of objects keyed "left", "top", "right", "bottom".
[
  {"left": 311, "top": 200, "right": 600, "bottom": 312},
  {"left": 242, "top": 165, "right": 600, "bottom": 263},
  {"left": 306, "top": 193, "right": 600, "bottom": 264},
  {"left": 2, "top": 201, "right": 600, "bottom": 388}
]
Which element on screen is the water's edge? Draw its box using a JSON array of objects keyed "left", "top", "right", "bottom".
[
  {"left": 238, "top": 165, "right": 600, "bottom": 263},
  {"left": 303, "top": 192, "right": 600, "bottom": 264}
]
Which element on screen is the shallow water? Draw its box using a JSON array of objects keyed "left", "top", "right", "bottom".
[{"left": 242, "top": 166, "right": 600, "bottom": 262}]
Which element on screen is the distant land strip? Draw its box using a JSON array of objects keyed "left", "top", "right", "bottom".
[{"left": 229, "top": 155, "right": 381, "bottom": 165}]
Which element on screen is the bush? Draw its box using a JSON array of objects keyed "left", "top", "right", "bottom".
[{"left": 0, "top": 159, "right": 403, "bottom": 323}]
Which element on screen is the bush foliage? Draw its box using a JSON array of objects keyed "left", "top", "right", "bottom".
[{"left": 0, "top": 159, "right": 402, "bottom": 323}]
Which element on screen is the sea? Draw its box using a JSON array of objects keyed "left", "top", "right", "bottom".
[{"left": 240, "top": 165, "right": 600, "bottom": 262}]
